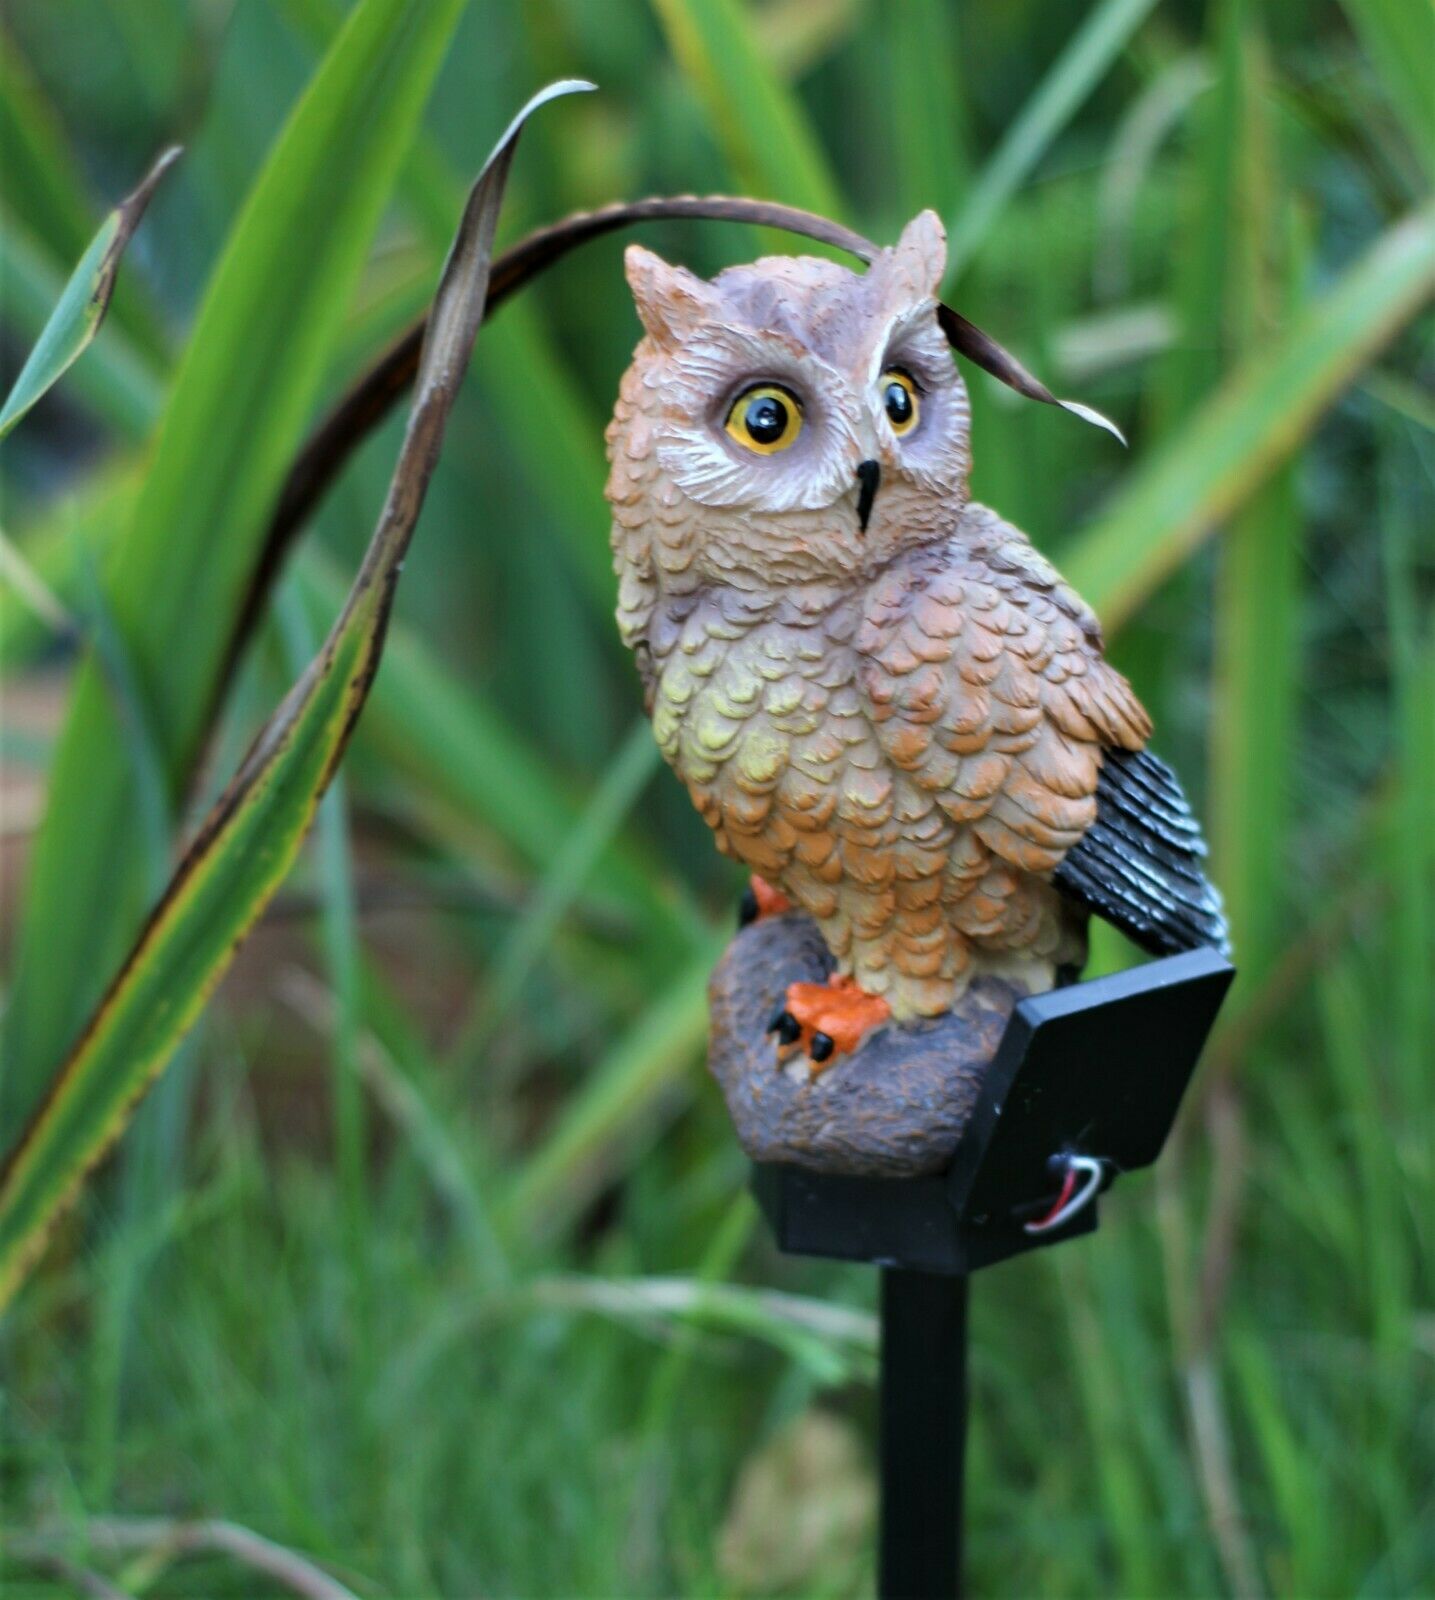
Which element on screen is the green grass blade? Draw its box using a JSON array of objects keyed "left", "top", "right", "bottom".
[
  {"left": 1, "top": 0, "right": 469, "bottom": 1112},
  {"left": 1378, "top": 430, "right": 1435, "bottom": 1108},
  {"left": 0, "top": 462, "right": 141, "bottom": 675},
  {"left": 0, "top": 148, "right": 177, "bottom": 441},
  {"left": 0, "top": 524, "right": 75, "bottom": 641},
  {"left": 1227, "top": 1323, "right": 1328, "bottom": 1595},
  {"left": 942, "top": 0, "right": 1159, "bottom": 285},
  {"left": 498, "top": 935, "right": 722, "bottom": 1240},
  {"left": 0, "top": 37, "right": 97, "bottom": 266},
  {"left": 1189, "top": 27, "right": 1298, "bottom": 1589},
  {"left": 1316, "top": 959, "right": 1411, "bottom": 1356},
  {"left": 1337, "top": 0, "right": 1435, "bottom": 181},
  {"left": 519, "top": 1272, "right": 872, "bottom": 1381},
  {"left": 1064, "top": 198, "right": 1435, "bottom": 629},
  {"left": 1055, "top": 1250, "right": 1164, "bottom": 1592},
  {"left": 883, "top": 0, "right": 969, "bottom": 228},
  {"left": 1150, "top": 0, "right": 1243, "bottom": 431},
  {"left": 1211, "top": 473, "right": 1300, "bottom": 977},
  {"left": 291, "top": 547, "right": 705, "bottom": 956},
  {"left": 0, "top": 219, "right": 163, "bottom": 441},
  {"left": 646, "top": 0, "right": 843, "bottom": 216},
  {"left": 274, "top": 582, "right": 372, "bottom": 1355},
  {"left": 0, "top": 81, "right": 593, "bottom": 1311},
  {"left": 1, "top": 467, "right": 701, "bottom": 962},
  {"left": 449, "top": 716, "right": 663, "bottom": 1066},
  {"left": 635, "top": 1192, "right": 761, "bottom": 1458},
  {"left": 1093, "top": 52, "right": 1211, "bottom": 304},
  {"left": 0, "top": 34, "right": 171, "bottom": 361},
  {"left": 354, "top": 959, "right": 511, "bottom": 1285},
  {"left": 1208, "top": 15, "right": 1303, "bottom": 983}
]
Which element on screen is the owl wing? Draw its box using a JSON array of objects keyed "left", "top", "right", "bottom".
[
  {"left": 1053, "top": 744, "right": 1229, "bottom": 955},
  {"left": 859, "top": 506, "right": 1228, "bottom": 957}
]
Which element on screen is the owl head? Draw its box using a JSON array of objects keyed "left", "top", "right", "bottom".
[{"left": 606, "top": 210, "right": 970, "bottom": 600}]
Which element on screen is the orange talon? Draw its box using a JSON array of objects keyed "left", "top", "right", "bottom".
[
  {"left": 739, "top": 873, "right": 792, "bottom": 926},
  {"left": 767, "top": 973, "right": 891, "bottom": 1075}
]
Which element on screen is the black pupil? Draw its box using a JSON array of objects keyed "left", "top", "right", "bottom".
[
  {"left": 745, "top": 394, "right": 788, "bottom": 443},
  {"left": 885, "top": 379, "right": 913, "bottom": 425}
]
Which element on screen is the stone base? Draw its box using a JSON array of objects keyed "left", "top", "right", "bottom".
[{"left": 706, "top": 915, "right": 1024, "bottom": 1178}]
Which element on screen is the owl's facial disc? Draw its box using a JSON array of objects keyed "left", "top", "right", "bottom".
[{"left": 621, "top": 225, "right": 971, "bottom": 577}]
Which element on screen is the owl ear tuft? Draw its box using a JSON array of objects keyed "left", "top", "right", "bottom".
[
  {"left": 890, "top": 210, "right": 947, "bottom": 298},
  {"left": 624, "top": 244, "right": 717, "bottom": 349}
]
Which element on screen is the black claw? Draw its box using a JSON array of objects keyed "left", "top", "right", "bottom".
[
  {"left": 809, "top": 1032, "right": 835, "bottom": 1063},
  {"left": 766, "top": 1009, "right": 801, "bottom": 1045},
  {"left": 738, "top": 886, "right": 759, "bottom": 927}
]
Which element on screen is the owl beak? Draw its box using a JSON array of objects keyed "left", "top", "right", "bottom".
[{"left": 855, "top": 459, "right": 881, "bottom": 534}]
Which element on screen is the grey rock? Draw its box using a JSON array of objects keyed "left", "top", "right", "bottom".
[{"left": 707, "top": 915, "right": 1024, "bottom": 1177}]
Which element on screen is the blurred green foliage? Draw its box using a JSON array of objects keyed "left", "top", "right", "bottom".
[{"left": 0, "top": 0, "right": 1431, "bottom": 1595}]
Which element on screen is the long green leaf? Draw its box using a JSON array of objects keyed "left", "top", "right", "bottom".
[
  {"left": 0, "top": 217, "right": 164, "bottom": 442},
  {"left": 1, "top": 0, "right": 469, "bottom": 1114},
  {"left": 0, "top": 148, "right": 177, "bottom": 441},
  {"left": 1378, "top": 444, "right": 1435, "bottom": 1109},
  {"left": 884, "top": 0, "right": 969, "bottom": 228},
  {"left": 498, "top": 936, "right": 721, "bottom": 1239},
  {"left": 1337, "top": 0, "right": 1435, "bottom": 180},
  {"left": 1189, "top": 25, "right": 1294, "bottom": 1592},
  {"left": 1066, "top": 198, "right": 1435, "bottom": 627},
  {"left": 646, "top": 0, "right": 842, "bottom": 216},
  {"left": 0, "top": 463, "right": 142, "bottom": 675},
  {"left": 290, "top": 547, "right": 706, "bottom": 955},
  {"left": 1209, "top": 21, "right": 1303, "bottom": 987},
  {"left": 0, "top": 38, "right": 97, "bottom": 266},
  {"left": 0, "top": 471, "right": 704, "bottom": 961},
  {"left": 0, "top": 34, "right": 171, "bottom": 361},
  {"left": 0, "top": 80, "right": 594, "bottom": 1313},
  {"left": 942, "top": 0, "right": 1158, "bottom": 284},
  {"left": 448, "top": 716, "right": 663, "bottom": 1066}
]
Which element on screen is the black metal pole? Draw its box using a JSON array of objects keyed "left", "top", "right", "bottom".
[{"left": 878, "top": 1267, "right": 968, "bottom": 1600}]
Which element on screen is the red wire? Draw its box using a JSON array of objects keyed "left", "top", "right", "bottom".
[{"left": 1028, "top": 1163, "right": 1078, "bottom": 1231}]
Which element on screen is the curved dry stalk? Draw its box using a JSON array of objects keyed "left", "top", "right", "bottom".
[
  {"left": 228, "top": 192, "right": 1120, "bottom": 689},
  {"left": 1183, "top": 1360, "right": 1265, "bottom": 1600},
  {"left": 8, "top": 1519, "right": 361, "bottom": 1600},
  {"left": 7, "top": 1547, "right": 131, "bottom": 1600}
]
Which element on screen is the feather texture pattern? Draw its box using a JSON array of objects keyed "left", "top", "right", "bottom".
[{"left": 1053, "top": 746, "right": 1231, "bottom": 956}]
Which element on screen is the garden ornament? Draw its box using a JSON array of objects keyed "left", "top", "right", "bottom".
[{"left": 605, "top": 210, "right": 1229, "bottom": 1175}]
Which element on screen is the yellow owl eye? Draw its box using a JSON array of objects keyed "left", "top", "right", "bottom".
[
  {"left": 881, "top": 369, "right": 920, "bottom": 435},
  {"left": 724, "top": 384, "right": 803, "bottom": 455}
]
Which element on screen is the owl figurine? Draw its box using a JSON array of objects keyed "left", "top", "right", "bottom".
[{"left": 605, "top": 211, "right": 1228, "bottom": 1071}]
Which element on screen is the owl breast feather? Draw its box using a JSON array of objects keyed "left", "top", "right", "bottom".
[{"left": 633, "top": 512, "right": 1227, "bottom": 1009}]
